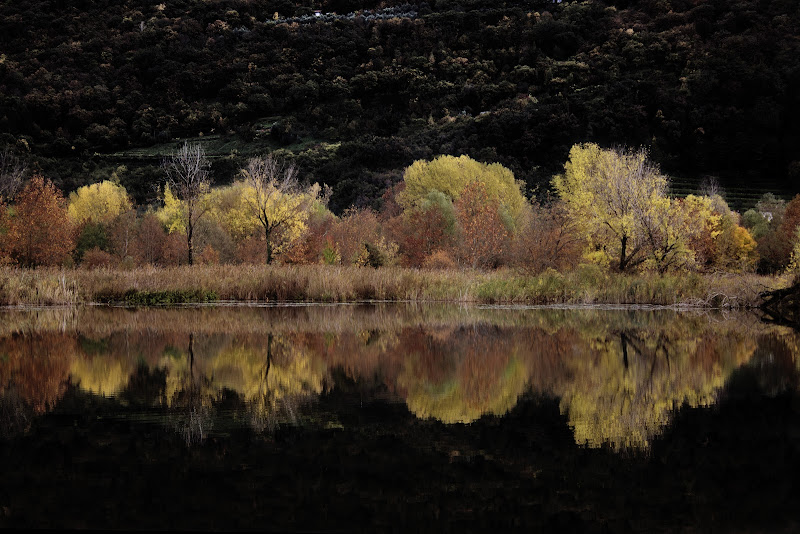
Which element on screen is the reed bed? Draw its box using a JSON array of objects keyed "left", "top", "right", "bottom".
[{"left": 0, "top": 264, "right": 789, "bottom": 308}]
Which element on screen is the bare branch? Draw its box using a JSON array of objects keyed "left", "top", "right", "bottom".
[
  {"left": 242, "top": 154, "right": 313, "bottom": 264},
  {"left": 162, "top": 142, "right": 212, "bottom": 265},
  {"left": 0, "top": 146, "right": 27, "bottom": 200}
]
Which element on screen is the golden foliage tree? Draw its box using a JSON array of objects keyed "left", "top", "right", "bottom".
[
  {"left": 399, "top": 155, "right": 525, "bottom": 225},
  {"left": 711, "top": 214, "right": 758, "bottom": 272},
  {"left": 553, "top": 144, "right": 670, "bottom": 272},
  {"left": 67, "top": 180, "right": 132, "bottom": 225},
  {"left": 8, "top": 175, "right": 74, "bottom": 266},
  {"left": 240, "top": 155, "right": 319, "bottom": 264}
]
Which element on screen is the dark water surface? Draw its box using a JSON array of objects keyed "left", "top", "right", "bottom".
[{"left": 1, "top": 304, "right": 799, "bottom": 531}]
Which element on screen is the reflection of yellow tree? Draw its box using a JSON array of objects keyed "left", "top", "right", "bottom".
[
  {"left": 158, "top": 333, "right": 217, "bottom": 444},
  {"left": 157, "top": 334, "right": 217, "bottom": 405},
  {"left": 556, "top": 327, "right": 757, "bottom": 449},
  {"left": 69, "top": 343, "right": 135, "bottom": 398},
  {"left": 398, "top": 331, "right": 529, "bottom": 424},
  {"left": 209, "top": 334, "right": 326, "bottom": 429},
  {"left": 3, "top": 306, "right": 793, "bottom": 451}
]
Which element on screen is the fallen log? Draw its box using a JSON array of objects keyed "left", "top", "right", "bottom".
[{"left": 760, "top": 276, "right": 800, "bottom": 329}]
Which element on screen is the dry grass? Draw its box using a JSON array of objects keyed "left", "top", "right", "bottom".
[{"left": 0, "top": 264, "right": 790, "bottom": 308}]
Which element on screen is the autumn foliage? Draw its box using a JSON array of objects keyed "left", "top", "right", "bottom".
[
  {"left": 454, "top": 181, "right": 507, "bottom": 269},
  {"left": 7, "top": 176, "right": 74, "bottom": 267},
  {"left": 0, "top": 150, "right": 792, "bottom": 275}
]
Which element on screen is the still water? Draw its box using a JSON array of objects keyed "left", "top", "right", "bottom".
[{"left": 1, "top": 304, "right": 798, "bottom": 531}]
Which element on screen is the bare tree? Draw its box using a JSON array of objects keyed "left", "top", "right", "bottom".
[
  {"left": 699, "top": 175, "right": 723, "bottom": 199},
  {"left": 0, "top": 146, "right": 27, "bottom": 200},
  {"left": 162, "top": 142, "right": 212, "bottom": 265},
  {"left": 242, "top": 155, "right": 310, "bottom": 264}
]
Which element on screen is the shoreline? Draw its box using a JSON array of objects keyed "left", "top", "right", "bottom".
[{"left": 0, "top": 264, "right": 790, "bottom": 309}]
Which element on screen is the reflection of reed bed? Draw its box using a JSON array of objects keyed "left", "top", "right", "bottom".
[
  {"left": 0, "top": 302, "right": 774, "bottom": 338},
  {"left": 0, "top": 265, "right": 789, "bottom": 307}
]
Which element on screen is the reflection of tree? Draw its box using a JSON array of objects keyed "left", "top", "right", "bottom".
[
  {"left": 0, "top": 334, "right": 75, "bottom": 414},
  {"left": 3, "top": 306, "right": 794, "bottom": 451},
  {"left": 160, "top": 333, "right": 215, "bottom": 444},
  {"left": 397, "top": 328, "right": 528, "bottom": 424},
  {"left": 747, "top": 330, "right": 800, "bottom": 395},
  {"left": 554, "top": 325, "right": 757, "bottom": 449},
  {"left": 209, "top": 333, "right": 326, "bottom": 431},
  {"left": 69, "top": 337, "right": 135, "bottom": 397}
]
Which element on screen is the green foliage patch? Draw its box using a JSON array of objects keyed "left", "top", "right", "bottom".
[{"left": 96, "top": 289, "right": 218, "bottom": 306}]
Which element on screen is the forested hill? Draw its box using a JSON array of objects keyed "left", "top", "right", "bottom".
[{"left": 1, "top": 0, "right": 798, "bottom": 211}]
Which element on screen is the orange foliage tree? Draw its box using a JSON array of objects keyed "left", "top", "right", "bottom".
[
  {"left": 454, "top": 181, "right": 507, "bottom": 269},
  {"left": 392, "top": 202, "right": 456, "bottom": 267},
  {"left": 330, "top": 208, "right": 382, "bottom": 265},
  {"left": 8, "top": 175, "right": 74, "bottom": 266},
  {"left": 507, "top": 200, "right": 584, "bottom": 273}
]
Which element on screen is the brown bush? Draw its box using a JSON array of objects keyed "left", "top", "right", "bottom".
[
  {"left": 162, "top": 232, "right": 187, "bottom": 266},
  {"left": 132, "top": 213, "right": 167, "bottom": 266},
  {"left": 197, "top": 244, "right": 220, "bottom": 265},
  {"left": 81, "top": 247, "right": 115, "bottom": 269},
  {"left": 507, "top": 201, "right": 585, "bottom": 274},
  {"left": 422, "top": 249, "right": 457, "bottom": 270},
  {"left": 282, "top": 212, "right": 335, "bottom": 265},
  {"left": 330, "top": 208, "right": 382, "bottom": 265},
  {"left": 235, "top": 235, "right": 266, "bottom": 264},
  {"left": 392, "top": 207, "right": 456, "bottom": 268}
]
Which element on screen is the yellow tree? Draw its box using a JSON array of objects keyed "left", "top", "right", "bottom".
[
  {"left": 399, "top": 155, "right": 525, "bottom": 226},
  {"left": 712, "top": 214, "right": 758, "bottom": 272},
  {"left": 553, "top": 144, "right": 670, "bottom": 272},
  {"left": 240, "top": 155, "right": 316, "bottom": 264},
  {"left": 67, "top": 180, "right": 132, "bottom": 225},
  {"left": 205, "top": 181, "right": 259, "bottom": 244}
]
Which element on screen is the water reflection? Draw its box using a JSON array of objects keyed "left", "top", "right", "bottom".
[{"left": 1, "top": 305, "right": 798, "bottom": 449}]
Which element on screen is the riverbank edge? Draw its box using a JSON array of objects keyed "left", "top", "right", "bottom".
[{"left": 1, "top": 264, "right": 790, "bottom": 308}]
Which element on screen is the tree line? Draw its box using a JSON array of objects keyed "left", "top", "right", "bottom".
[{"left": 1, "top": 142, "right": 798, "bottom": 274}]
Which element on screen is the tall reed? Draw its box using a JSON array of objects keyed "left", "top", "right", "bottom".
[{"left": 0, "top": 265, "right": 789, "bottom": 308}]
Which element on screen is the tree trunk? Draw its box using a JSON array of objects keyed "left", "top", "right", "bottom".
[
  {"left": 621, "top": 332, "right": 630, "bottom": 370},
  {"left": 265, "top": 225, "right": 273, "bottom": 265},
  {"left": 187, "top": 220, "right": 194, "bottom": 266},
  {"left": 265, "top": 333, "right": 272, "bottom": 379},
  {"left": 188, "top": 332, "right": 195, "bottom": 377},
  {"left": 619, "top": 234, "right": 628, "bottom": 272}
]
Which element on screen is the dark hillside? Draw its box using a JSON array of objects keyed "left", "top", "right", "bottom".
[{"left": 1, "top": 0, "right": 798, "bottom": 210}]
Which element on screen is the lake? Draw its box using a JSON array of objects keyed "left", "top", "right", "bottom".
[{"left": 1, "top": 303, "right": 798, "bottom": 531}]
